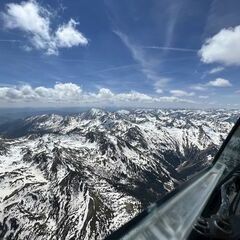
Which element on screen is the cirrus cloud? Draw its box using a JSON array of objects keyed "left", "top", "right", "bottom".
[
  {"left": 1, "top": 0, "right": 88, "bottom": 55},
  {"left": 208, "top": 66, "right": 224, "bottom": 74}
]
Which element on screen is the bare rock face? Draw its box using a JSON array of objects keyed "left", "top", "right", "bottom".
[{"left": 0, "top": 109, "right": 238, "bottom": 239}]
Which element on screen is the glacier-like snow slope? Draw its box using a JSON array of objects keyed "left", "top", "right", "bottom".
[{"left": 0, "top": 109, "right": 239, "bottom": 239}]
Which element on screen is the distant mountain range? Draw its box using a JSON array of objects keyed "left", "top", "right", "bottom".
[{"left": 0, "top": 108, "right": 239, "bottom": 239}]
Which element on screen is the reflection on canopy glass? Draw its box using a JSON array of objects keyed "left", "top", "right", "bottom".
[{"left": 216, "top": 122, "right": 240, "bottom": 176}]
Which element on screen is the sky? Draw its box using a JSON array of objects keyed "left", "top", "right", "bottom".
[{"left": 0, "top": 0, "right": 240, "bottom": 109}]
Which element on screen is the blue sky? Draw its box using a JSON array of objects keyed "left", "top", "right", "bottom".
[{"left": 0, "top": 0, "right": 240, "bottom": 108}]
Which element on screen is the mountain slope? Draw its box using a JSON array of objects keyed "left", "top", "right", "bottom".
[{"left": 0, "top": 109, "right": 238, "bottom": 239}]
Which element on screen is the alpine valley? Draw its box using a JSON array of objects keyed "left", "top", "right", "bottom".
[{"left": 0, "top": 108, "right": 239, "bottom": 240}]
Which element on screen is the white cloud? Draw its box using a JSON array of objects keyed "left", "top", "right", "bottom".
[
  {"left": 191, "top": 85, "right": 206, "bottom": 91},
  {"left": 157, "top": 96, "right": 194, "bottom": 104},
  {"left": 96, "top": 88, "right": 114, "bottom": 99},
  {"left": 117, "top": 91, "right": 152, "bottom": 101},
  {"left": 0, "top": 83, "right": 83, "bottom": 102},
  {"left": 170, "top": 89, "right": 195, "bottom": 97},
  {"left": 154, "top": 77, "right": 171, "bottom": 94},
  {"left": 199, "top": 25, "right": 240, "bottom": 65},
  {"left": 156, "top": 89, "right": 163, "bottom": 94},
  {"left": 207, "top": 78, "right": 232, "bottom": 87},
  {"left": 2, "top": 1, "right": 50, "bottom": 37},
  {"left": 198, "top": 95, "right": 209, "bottom": 99},
  {"left": 0, "top": 83, "right": 195, "bottom": 107},
  {"left": 55, "top": 19, "right": 88, "bottom": 48},
  {"left": 192, "top": 78, "right": 232, "bottom": 91},
  {"left": 1, "top": 0, "right": 88, "bottom": 55},
  {"left": 208, "top": 66, "right": 224, "bottom": 74}
]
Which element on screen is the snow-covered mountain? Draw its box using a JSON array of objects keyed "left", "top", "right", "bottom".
[{"left": 0, "top": 108, "right": 239, "bottom": 240}]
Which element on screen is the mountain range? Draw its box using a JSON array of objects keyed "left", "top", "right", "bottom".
[{"left": 0, "top": 108, "right": 239, "bottom": 240}]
